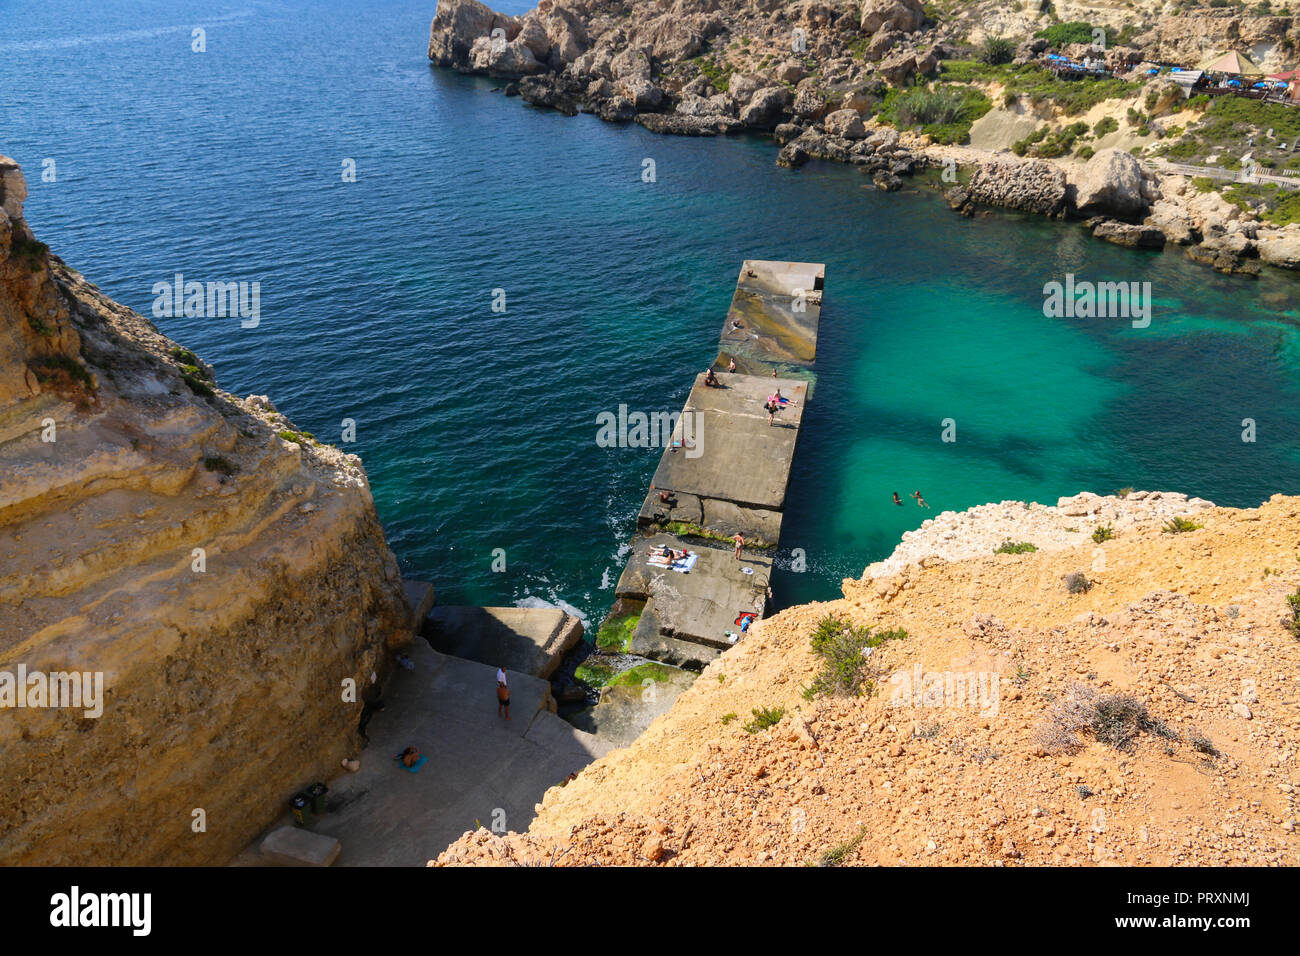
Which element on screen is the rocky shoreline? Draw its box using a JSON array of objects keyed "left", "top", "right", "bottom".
[{"left": 428, "top": 0, "right": 1300, "bottom": 278}]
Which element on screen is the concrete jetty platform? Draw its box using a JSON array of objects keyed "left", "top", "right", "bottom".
[
  {"left": 638, "top": 372, "right": 809, "bottom": 547},
  {"left": 425, "top": 605, "right": 584, "bottom": 679},
  {"left": 596, "top": 260, "right": 825, "bottom": 671},
  {"left": 616, "top": 532, "right": 771, "bottom": 664}
]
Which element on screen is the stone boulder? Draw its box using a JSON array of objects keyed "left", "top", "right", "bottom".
[
  {"left": 775, "top": 59, "right": 807, "bottom": 84},
  {"left": 866, "top": 28, "right": 902, "bottom": 61},
  {"left": 879, "top": 51, "right": 918, "bottom": 86},
  {"left": 1258, "top": 234, "right": 1300, "bottom": 270},
  {"left": 792, "top": 84, "right": 828, "bottom": 120},
  {"left": 860, "top": 0, "right": 924, "bottom": 34},
  {"left": 611, "top": 46, "right": 653, "bottom": 82},
  {"left": 777, "top": 141, "right": 810, "bottom": 168},
  {"left": 773, "top": 121, "right": 804, "bottom": 144},
  {"left": 739, "top": 86, "right": 794, "bottom": 129},
  {"left": 515, "top": 17, "right": 551, "bottom": 62},
  {"left": 1069, "top": 148, "right": 1148, "bottom": 220},
  {"left": 676, "top": 93, "right": 733, "bottom": 118},
  {"left": 823, "top": 108, "right": 866, "bottom": 139},
  {"left": 620, "top": 77, "right": 665, "bottom": 112},
  {"left": 637, "top": 14, "right": 705, "bottom": 60},
  {"left": 1147, "top": 198, "right": 1196, "bottom": 245},
  {"left": 968, "top": 158, "right": 1068, "bottom": 217},
  {"left": 1185, "top": 233, "right": 1260, "bottom": 275},
  {"left": 543, "top": 6, "right": 589, "bottom": 66},
  {"left": 728, "top": 73, "right": 764, "bottom": 105},
  {"left": 0, "top": 156, "right": 26, "bottom": 220},
  {"left": 429, "top": 0, "right": 519, "bottom": 69},
  {"left": 519, "top": 75, "right": 581, "bottom": 115},
  {"left": 873, "top": 169, "right": 904, "bottom": 190},
  {"left": 469, "top": 36, "right": 546, "bottom": 77},
  {"left": 597, "top": 96, "right": 637, "bottom": 122},
  {"left": 1091, "top": 219, "right": 1167, "bottom": 249},
  {"left": 637, "top": 112, "right": 742, "bottom": 135}
]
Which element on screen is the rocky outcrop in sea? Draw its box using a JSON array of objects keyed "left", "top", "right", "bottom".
[{"left": 428, "top": 0, "right": 1300, "bottom": 277}]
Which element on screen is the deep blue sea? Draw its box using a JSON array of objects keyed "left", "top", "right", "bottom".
[{"left": 4, "top": 0, "right": 1300, "bottom": 621}]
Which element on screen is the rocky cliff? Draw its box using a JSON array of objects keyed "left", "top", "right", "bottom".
[
  {"left": 437, "top": 491, "right": 1300, "bottom": 865},
  {"left": 427, "top": 1, "right": 1300, "bottom": 276},
  {"left": 0, "top": 158, "right": 411, "bottom": 865}
]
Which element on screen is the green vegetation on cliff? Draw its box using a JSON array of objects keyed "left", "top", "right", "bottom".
[
  {"left": 879, "top": 83, "right": 991, "bottom": 144},
  {"left": 938, "top": 61, "right": 1137, "bottom": 116}
]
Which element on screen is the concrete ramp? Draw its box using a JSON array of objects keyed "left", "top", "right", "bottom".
[
  {"left": 234, "top": 640, "right": 605, "bottom": 867},
  {"left": 524, "top": 709, "right": 613, "bottom": 761}
]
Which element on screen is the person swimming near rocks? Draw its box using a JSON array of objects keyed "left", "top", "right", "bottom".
[
  {"left": 893, "top": 492, "right": 903, "bottom": 506},
  {"left": 912, "top": 491, "right": 930, "bottom": 508}
]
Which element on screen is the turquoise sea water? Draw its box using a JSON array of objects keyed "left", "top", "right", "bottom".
[{"left": 4, "top": 0, "right": 1300, "bottom": 621}]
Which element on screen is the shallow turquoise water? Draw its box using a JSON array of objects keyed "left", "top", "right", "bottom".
[{"left": 4, "top": 0, "right": 1300, "bottom": 620}]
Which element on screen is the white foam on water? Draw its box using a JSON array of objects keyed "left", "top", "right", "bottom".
[{"left": 514, "top": 594, "right": 589, "bottom": 625}]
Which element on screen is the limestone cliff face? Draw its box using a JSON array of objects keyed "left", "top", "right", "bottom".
[{"left": 0, "top": 158, "right": 411, "bottom": 865}]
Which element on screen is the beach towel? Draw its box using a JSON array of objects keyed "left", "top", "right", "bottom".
[
  {"left": 734, "top": 612, "right": 757, "bottom": 631},
  {"left": 403, "top": 755, "right": 428, "bottom": 773},
  {"left": 670, "top": 552, "right": 698, "bottom": 573}
]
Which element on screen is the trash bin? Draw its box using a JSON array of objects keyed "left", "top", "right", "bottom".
[
  {"left": 306, "top": 782, "right": 328, "bottom": 815},
  {"left": 290, "top": 792, "right": 310, "bottom": 827}
]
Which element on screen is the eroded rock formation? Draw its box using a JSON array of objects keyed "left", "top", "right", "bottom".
[{"left": 0, "top": 158, "right": 411, "bottom": 865}]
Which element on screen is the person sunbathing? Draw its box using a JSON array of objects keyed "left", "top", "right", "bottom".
[
  {"left": 704, "top": 368, "right": 720, "bottom": 387},
  {"left": 396, "top": 747, "right": 420, "bottom": 768}
]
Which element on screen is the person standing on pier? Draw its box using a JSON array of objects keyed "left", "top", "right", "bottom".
[
  {"left": 496, "top": 667, "right": 510, "bottom": 720},
  {"left": 727, "top": 357, "right": 736, "bottom": 373},
  {"left": 733, "top": 532, "right": 745, "bottom": 560},
  {"left": 764, "top": 397, "right": 778, "bottom": 426}
]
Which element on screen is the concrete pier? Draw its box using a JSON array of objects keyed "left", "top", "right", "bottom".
[
  {"left": 607, "top": 260, "right": 825, "bottom": 665},
  {"left": 714, "top": 259, "right": 824, "bottom": 379},
  {"left": 638, "top": 372, "right": 809, "bottom": 547}
]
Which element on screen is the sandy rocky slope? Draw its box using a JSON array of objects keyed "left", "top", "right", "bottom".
[{"left": 438, "top": 489, "right": 1300, "bottom": 865}]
